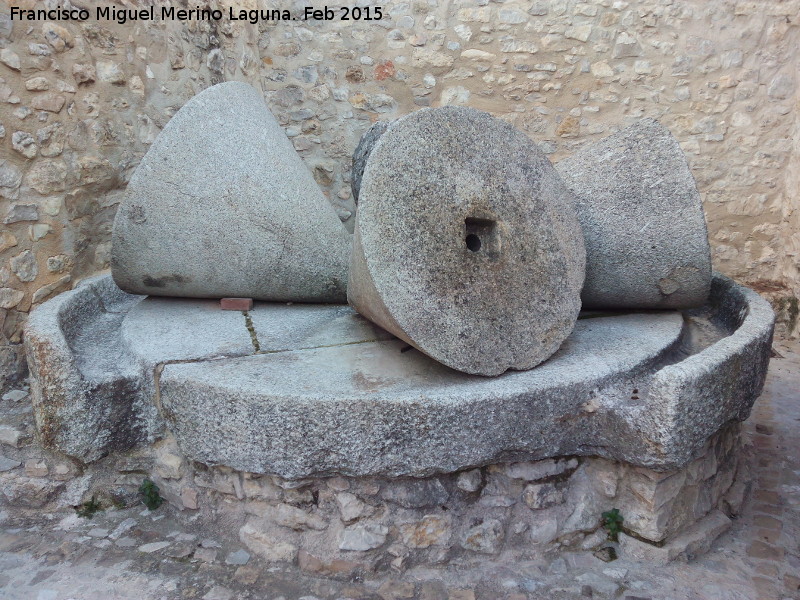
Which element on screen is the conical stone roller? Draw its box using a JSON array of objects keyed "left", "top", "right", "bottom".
[
  {"left": 555, "top": 118, "right": 712, "bottom": 309},
  {"left": 349, "top": 106, "right": 586, "bottom": 376},
  {"left": 112, "top": 82, "right": 351, "bottom": 302}
]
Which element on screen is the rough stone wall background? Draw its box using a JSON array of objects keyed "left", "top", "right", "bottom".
[{"left": 0, "top": 0, "right": 798, "bottom": 384}]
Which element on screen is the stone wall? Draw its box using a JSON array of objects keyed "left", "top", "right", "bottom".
[
  {"left": 1, "top": 0, "right": 798, "bottom": 385},
  {"left": 0, "top": 372, "right": 751, "bottom": 567}
]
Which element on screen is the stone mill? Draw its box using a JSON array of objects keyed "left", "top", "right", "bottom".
[{"left": 23, "top": 82, "right": 774, "bottom": 568}]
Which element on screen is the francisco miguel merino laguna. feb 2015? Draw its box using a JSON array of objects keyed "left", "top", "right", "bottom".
[{"left": 10, "top": 5, "right": 385, "bottom": 24}]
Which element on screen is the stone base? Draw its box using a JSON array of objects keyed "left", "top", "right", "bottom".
[
  {"left": 17, "top": 272, "right": 772, "bottom": 567},
  {"left": 1, "top": 420, "right": 748, "bottom": 568},
  {"left": 24, "top": 273, "right": 774, "bottom": 476}
]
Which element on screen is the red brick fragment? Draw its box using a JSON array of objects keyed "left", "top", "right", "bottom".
[{"left": 220, "top": 298, "right": 253, "bottom": 311}]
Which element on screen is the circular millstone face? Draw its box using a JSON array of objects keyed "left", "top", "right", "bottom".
[{"left": 350, "top": 106, "right": 586, "bottom": 376}]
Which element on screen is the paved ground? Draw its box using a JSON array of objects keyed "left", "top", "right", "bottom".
[{"left": 1, "top": 339, "right": 798, "bottom": 600}]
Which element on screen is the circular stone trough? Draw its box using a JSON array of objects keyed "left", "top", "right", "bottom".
[{"left": 25, "top": 273, "right": 774, "bottom": 480}]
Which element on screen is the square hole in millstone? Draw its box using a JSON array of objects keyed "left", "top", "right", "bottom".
[{"left": 464, "top": 217, "right": 500, "bottom": 255}]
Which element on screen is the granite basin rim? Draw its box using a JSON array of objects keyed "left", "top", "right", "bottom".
[{"left": 23, "top": 273, "right": 774, "bottom": 478}]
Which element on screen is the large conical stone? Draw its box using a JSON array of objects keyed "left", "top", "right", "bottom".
[
  {"left": 349, "top": 106, "right": 586, "bottom": 376},
  {"left": 112, "top": 82, "right": 351, "bottom": 302},
  {"left": 555, "top": 118, "right": 712, "bottom": 309}
]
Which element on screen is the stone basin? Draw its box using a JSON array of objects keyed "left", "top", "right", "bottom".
[{"left": 24, "top": 273, "right": 774, "bottom": 479}]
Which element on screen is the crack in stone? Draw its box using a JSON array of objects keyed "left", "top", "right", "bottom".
[
  {"left": 577, "top": 311, "right": 640, "bottom": 320},
  {"left": 150, "top": 334, "right": 397, "bottom": 418},
  {"left": 239, "top": 306, "right": 392, "bottom": 356},
  {"left": 153, "top": 362, "right": 164, "bottom": 414},
  {"left": 254, "top": 337, "right": 392, "bottom": 355},
  {"left": 242, "top": 310, "right": 261, "bottom": 353},
  {"left": 620, "top": 526, "right": 667, "bottom": 547},
  {"left": 163, "top": 179, "right": 202, "bottom": 200},
  {"left": 148, "top": 316, "right": 393, "bottom": 418},
  {"left": 152, "top": 354, "right": 253, "bottom": 417}
]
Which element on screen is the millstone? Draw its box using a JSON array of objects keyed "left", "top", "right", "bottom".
[
  {"left": 111, "top": 81, "right": 351, "bottom": 302},
  {"left": 350, "top": 117, "right": 712, "bottom": 311},
  {"left": 555, "top": 118, "right": 712, "bottom": 309},
  {"left": 349, "top": 106, "right": 586, "bottom": 376}
]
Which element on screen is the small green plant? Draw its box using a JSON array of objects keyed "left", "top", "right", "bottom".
[
  {"left": 139, "top": 478, "right": 164, "bottom": 511},
  {"left": 75, "top": 495, "right": 103, "bottom": 519},
  {"left": 601, "top": 508, "right": 624, "bottom": 542}
]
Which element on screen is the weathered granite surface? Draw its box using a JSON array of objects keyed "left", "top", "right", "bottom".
[
  {"left": 350, "top": 117, "right": 713, "bottom": 312},
  {"left": 121, "top": 300, "right": 394, "bottom": 366},
  {"left": 633, "top": 275, "right": 774, "bottom": 465},
  {"left": 23, "top": 273, "right": 774, "bottom": 476},
  {"left": 159, "top": 310, "right": 684, "bottom": 477},
  {"left": 111, "top": 82, "right": 351, "bottom": 302},
  {"left": 350, "top": 120, "right": 389, "bottom": 204},
  {"left": 24, "top": 275, "right": 155, "bottom": 462},
  {"left": 555, "top": 118, "right": 712, "bottom": 309},
  {"left": 349, "top": 106, "right": 586, "bottom": 375}
]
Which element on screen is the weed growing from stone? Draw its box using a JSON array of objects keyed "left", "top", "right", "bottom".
[
  {"left": 601, "top": 508, "right": 624, "bottom": 542},
  {"left": 139, "top": 478, "right": 164, "bottom": 511},
  {"left": 75, "top": 496, "right": 103, "bottom": 519}
]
